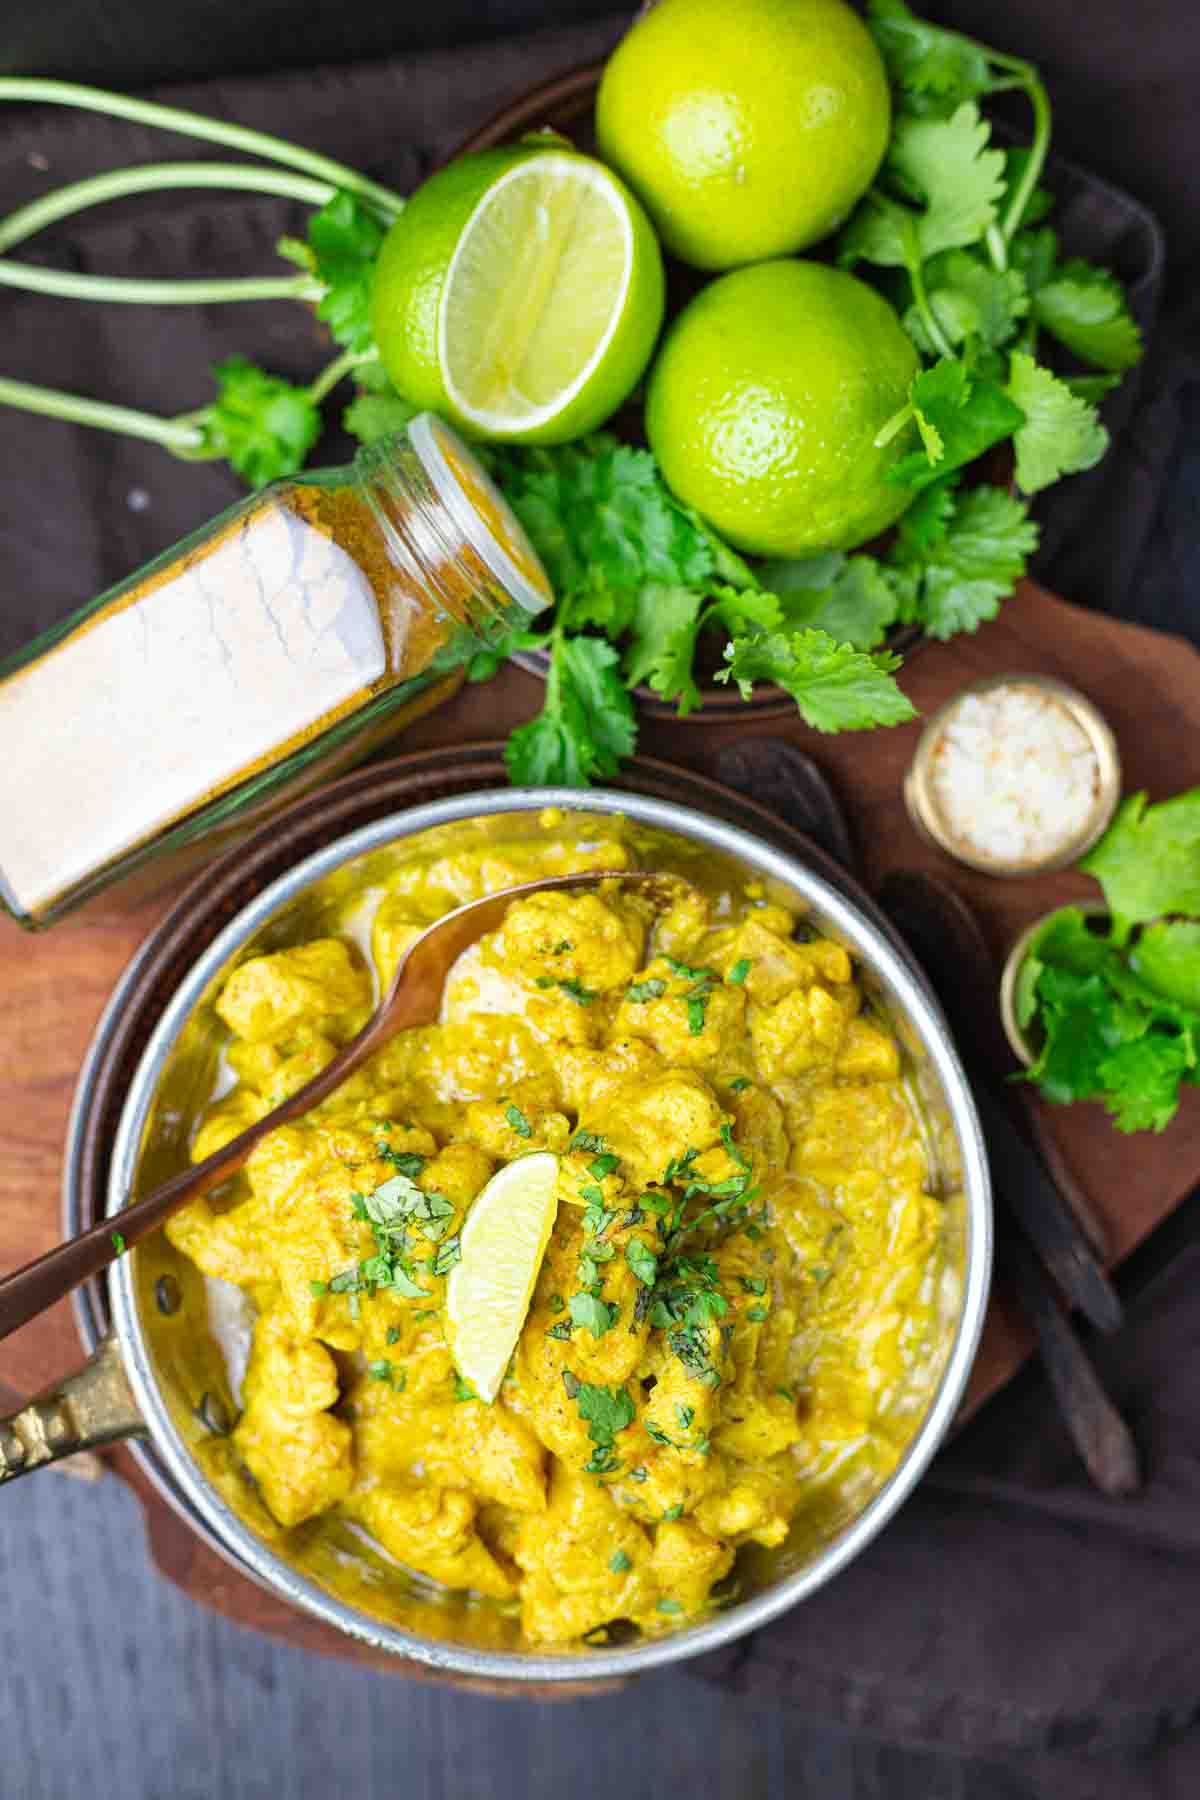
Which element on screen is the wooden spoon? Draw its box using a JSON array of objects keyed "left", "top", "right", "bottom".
[{"left": 0, "top": 869, "right": 677, "bottom": 1344}]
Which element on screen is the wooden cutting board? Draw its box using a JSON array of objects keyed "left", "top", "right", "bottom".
[{"left": 4, "top": 578, "right": 1200, "bottom": 1675}]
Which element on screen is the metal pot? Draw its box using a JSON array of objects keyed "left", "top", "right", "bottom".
[{"left": 2, "top": 785, "right": 991, "bottom": 1682}]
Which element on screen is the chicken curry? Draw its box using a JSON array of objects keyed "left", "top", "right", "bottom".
[{"left": 164, "top": 815, "right": 944, "bottom": 1647}]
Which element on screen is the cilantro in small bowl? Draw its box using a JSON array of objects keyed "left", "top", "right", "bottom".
[{"left": 1003, "top": 790, "right": 1200, "bottom": 1132}]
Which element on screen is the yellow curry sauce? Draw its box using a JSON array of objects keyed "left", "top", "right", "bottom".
[{"left": 166, "top": 818, "right": 943, "bottom": 1647}]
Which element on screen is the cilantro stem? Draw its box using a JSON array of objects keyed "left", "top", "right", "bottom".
[
  {"left": 985, "top": 224, "right": 1008, "bottom": 272},
  {"left": 0, "top": 162, "right": 337, "bottom": 255},
  {"left": 0, "top": 78, "right": 405, "bottom": 219},
  {"left": 0, "top": 374, "right": 203, "bottom": 450},
  {"left": 0, "top": 259, "right": 316, "bottom": 304},
  {"left": 993, "top": 66, "right": 1053, "bottom": 244},
  {"left": 873, "top": 400, "right": 915, "bottom": 450},
  {"left": 307, "top": 347, "right": 375, "bottom": 404},
  {"left": 906, "top": 254, "right": 954, "bottom": 360}
]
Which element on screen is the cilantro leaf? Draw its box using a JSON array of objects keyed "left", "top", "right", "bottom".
[
  {"left": 841, "top": 104, "right": 1005, "bottom": 269},
  {"left": 625, "top": 1240, "right": 659, "bottom": 1287},
  {"left": 622, "top": 583, "right": 705, "bottom": 714},
  {"left": 1096, "top": 1035, "right": 1193, "bottom": 1133},
  {"left": 717, "top": 630, "right": 915, "bottom": 732},
  {"left": 891, "top": 104, "right": 1007, "bottom": 257},
  {"left": 1129, "top": 922, "right": 1200, "bottom": 1009},
  {"left": 1031, "top": 258, "right": 1143, "bottom": 373},
  {"left": 505, "top": 1102, "right": 532, "bottom": 1139},
  {"left": 303, "top": 190, "right": 387, "bottom": 354},
  {"left": 867, "top": 0, "right": 997, "bottom": 113},
  {"left": 505, "top": 633, "right": 637, "bottom": 787},
  {"left": 1006, "top": 352, "right": 1109, "bottom": 493},
  {"left": 904, "top": 250, "right": 1030, "bottom": 356},
  {"left": 896, "top": 475, "right": 957, "bottom": 550},
  {"left": 573, "top": 1381, "right": 636, "bottom": 1448},
  {"left": 195, "top": 356, "right": 321, "bottom": 487},
  {"left": 492, "top": 437, "right": 714, "bottom": 608},
  {"left": 1021, "top": 907, "right": 1200, "bottom": 1132},
  {"left": 1079, "top": 790, "right": 1200, "bottom": 943},
  {"left": 756, "top": 554, "right": 900, "bottom": 650},
  {"left": 569, "top": 1292, "right": 617, "bottom": 1338},
  {"left": 890, "top": 359, "right": 1026, "bottom": 490},
  {"left": 626, "top": 977, "right": 667, "bottom": 1004},
  {"left": 342, "top": 388, "right": 419, "bottom": 446},
  {"left": 891, "top": 483, "right": 1038, "bottom": 638}
]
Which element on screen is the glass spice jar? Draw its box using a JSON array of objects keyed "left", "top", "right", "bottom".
[{"left": 0, "top": 414, "right": 552, "bottom": 926}]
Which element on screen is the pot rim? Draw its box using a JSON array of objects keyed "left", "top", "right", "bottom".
[{"left": 105, "top": 786, "right": 992, "bottom": 1682}]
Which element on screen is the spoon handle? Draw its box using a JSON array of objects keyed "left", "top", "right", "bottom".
[{"left": 0, "top": 1014, "right": 390, "bottom": 1343}]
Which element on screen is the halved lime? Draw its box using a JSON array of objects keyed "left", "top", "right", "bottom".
[
  {"left": 370, "top": 147, "right": 665, "bottom": 444},
  {"left": 444, "top": 1151, "right": 560, "bottom": 1402}
]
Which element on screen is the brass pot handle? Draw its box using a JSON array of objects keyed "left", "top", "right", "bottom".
[{"left": 0, "top": 1335, "right": 145, "bottom": 1483}]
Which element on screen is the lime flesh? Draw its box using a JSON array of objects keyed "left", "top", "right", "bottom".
[{"left": 371, "top": 148, "right": 665, "bottom": 444}]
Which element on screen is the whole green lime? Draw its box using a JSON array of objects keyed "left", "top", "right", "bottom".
[
  {"left": 595, "top": 0, "right": 891, "bottom": 271},
  {"left": 370, "top": 146, "right": 664, "bottom": 444},
  {"left": 644, "top": 259, "right": 919, "bottom": 556}
]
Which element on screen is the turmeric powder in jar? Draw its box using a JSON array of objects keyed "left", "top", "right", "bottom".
[{"left": 0, "top": 415, "right": 551, "bottom": 925}]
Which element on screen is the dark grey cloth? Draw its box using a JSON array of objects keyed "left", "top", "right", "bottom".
[{"left": 2, "top": 6, "right": 1200, "bottom": 1786}]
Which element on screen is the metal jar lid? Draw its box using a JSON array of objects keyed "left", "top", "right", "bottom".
[{"left": 904, "top": 673, "right": 1122, "bottom": 878}]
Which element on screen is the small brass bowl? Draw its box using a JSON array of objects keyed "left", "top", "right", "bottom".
[
  {"left": 999, "top": 900, "right": 1113, "bottom": 1066},
  {"left": 904, "top": 673, "right": 1122, "bottom": 878}
]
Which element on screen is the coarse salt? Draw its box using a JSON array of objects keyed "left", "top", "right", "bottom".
[{"left": 928, "top": 683, "right": 1100, "bottom": 866}]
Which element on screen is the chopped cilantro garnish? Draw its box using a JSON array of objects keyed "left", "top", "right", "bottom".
[
  {"left": 663, "top": 956, "right": 714, "bottom": 982},
  {"left": 588, "top": 1152, "right": 620, "bottom": 1180},
  {"left": 729, "top": 1078, "right": 752, "bottom": 1094},
  {"left": 739, "top": 1276, "right": 767, "bottom": 1296},
  {"left": 626, "top": 977, "right": 667, "bottom": 1003},
  {"left": 546, "top": 1318, "right": 574, "bottom": 1341},
  {"left": 661, "top": 1149, "right": 699, "bottom": 1186},
  {"left": 687, "top": 991, "right": 711, "bottom": 1036},
  {"left": 553, "top": 940, "right": 574, "bottom": 955},
  {"left": 609, "top": 1549, "right": 632, "bottom": 1574},
  {"left": 675, "top": 1404, "right": 694, "bottom": 1430},
  {"left": 777, "top": 1386, "right": 795, "bottom": 1402},
  {"left": 557, "top": 977, "right": 598, "bottom": 1006},
  {"left": 452, "top": 1375, "right": 477, "bottom": 1402},
  {"left": 572, "top": 1380, "right": 636, "bottom": 1470},
  {"left": 309, "top": 1279, "right": 328, "bottom": 1297},
  {"left": 570, "top": 1130, "right": 607, "bottom": 1154},
  {"left": 625, "top": 1240, "right": 658, "bottom": 1287},
  {"left": 719, "top": 1123, "right": 751, "bottom": 1170},
  {"left": 376, "top": 1144, "right": 426, "bottom": 1178},
  {"left": 385, "top": 1325, "right": 402, "bottom": 1345},
  {"left": 656, "top": 1598, "right": 683, "bottom": 1615},
  {"left": 413, "top": 1308, "right": 437, "bottom": 1321},
  {"left": 110, "top": 1232, "right": 126, "bottom": 1256},
  {"left": 432, "top": 1236, "right": 461, "bottom": 1276},
  {"left": 810, "top": 1266, "right": 831, "bottom": 1284},
  {"left": 569, "top": 1292, "right": 617, "bottom": 1337},
  {"left": 581, "top": 1202, "right": 616, "bottom": 1239},
  {"left": 746, "top": 1305, "right": 769, "bottom": 1322},
  {"left": 727, "top": 959, "right": 751, "bottom": 985},
  {"left": 368, "top": 1360, "right": 405, "bottom": 1391},
  {"left": 548, "top": 1292, "right": 565, "bottom": 1313},
  {"left": 662, "top": 1503, "right": 684, "bottom": 1522},
  {"left": 505, "top": 1102, "right": 532, "bottom": 1139}
]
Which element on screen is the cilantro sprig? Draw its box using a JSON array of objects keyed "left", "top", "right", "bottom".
[{"left": 1018, "top": 789, "right": 1200, "bottom": 1133}]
